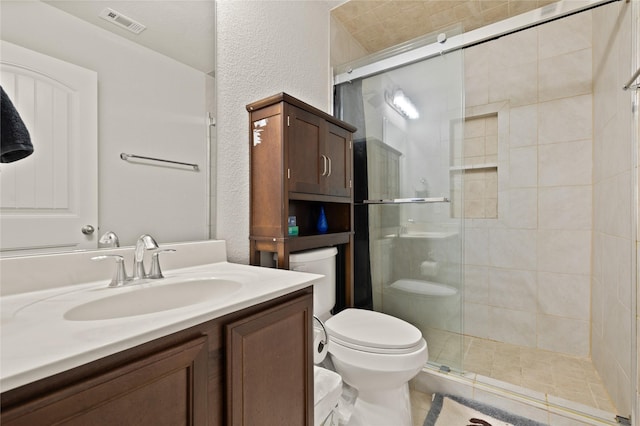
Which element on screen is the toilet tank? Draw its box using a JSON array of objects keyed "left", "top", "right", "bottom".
[{"left": 289, "top": 247, "right": 338, "bottom": 320}]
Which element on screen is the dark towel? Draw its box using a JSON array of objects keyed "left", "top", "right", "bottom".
[{"left": 1, "top": 86, "right": 33, "bottom": 163}]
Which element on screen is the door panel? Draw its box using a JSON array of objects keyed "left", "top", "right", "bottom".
[
  {"left": 288, "top": 106, "right": 324, "bottom": 195},
  {"left": 0, "top": 41, "right": 97, "bottom": 254},
  {"left": 226, "top": 295, "right": 312, "bottom": 426},
  {"left": 324, "top": 123, "right": 351, "bottom": 197}
]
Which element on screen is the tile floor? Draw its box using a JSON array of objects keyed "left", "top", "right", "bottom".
[
  {"left": 410, "top": 389, "right": 432, "bottom": 426},
  {"left": 427, "top": 332, "right": 616, "bottom": 413}
]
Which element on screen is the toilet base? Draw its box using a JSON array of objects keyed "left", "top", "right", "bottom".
[{"left": 346, "top": 383, "right": 413, "bottom": 426}]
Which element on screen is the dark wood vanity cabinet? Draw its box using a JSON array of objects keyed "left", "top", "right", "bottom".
[
  {"left": 0, "top": 288, "right": 313, "bottom": 426},
  {"left": 247, "top": 93, "right": 356, "bottom": 305}
]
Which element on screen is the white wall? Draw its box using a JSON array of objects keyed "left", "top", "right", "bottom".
[
  {"left": 216, "top": 1, "right": 333, "bottom": 263},
  {"left": 1, "top": 1, "right": 210, "bottom": 247}
]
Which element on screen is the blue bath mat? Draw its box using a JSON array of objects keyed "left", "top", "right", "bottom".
[{"left": 424, "top": 394, "right": 547, "bottom": 426}]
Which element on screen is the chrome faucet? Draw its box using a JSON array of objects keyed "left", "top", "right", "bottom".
[
  {"left": 98, "top": 231, "right": 120, "bottom": 248},
  {"left": 91, "top": 254, "right": 130, "bottom": 287},
  {"left": 133, "top": 234, "right": 159, "bottom": 280}
]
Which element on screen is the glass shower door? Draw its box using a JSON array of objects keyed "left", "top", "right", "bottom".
[{"left": 335, "top": 45, "right": 465, "bottom": 371}]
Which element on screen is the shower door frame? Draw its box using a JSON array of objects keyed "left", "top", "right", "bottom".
[{"left": 334, "top": 0, "right": 619, "bottom": 86}]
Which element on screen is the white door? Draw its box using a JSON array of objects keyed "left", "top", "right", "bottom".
[{"left": 0, "top": 40, "right": 98, "bottom": 255}]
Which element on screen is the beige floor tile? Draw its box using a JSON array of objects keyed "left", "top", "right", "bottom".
[
  {"left": 491, "top": 369, "right": 523, "bottom": 385},
  {"left": 594, "top": 396, "right": 616, "bottom": 413},
  {"left": 522, "top": 366, "right": 553, "bottom": 382},
  {"left": 521, "top": 378, "right": 557, "bottom": 395},
  {"left": 410, "top": 389, "right": 432, "bottom": 426},
  {"left": 554, "top": 389, "right": 595, "bottom": 407},
  {"left": 461, "top": 336, "right": 615, "bottom": 412}
]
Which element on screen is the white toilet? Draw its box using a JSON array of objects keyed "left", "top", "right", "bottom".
[{"left": 290, "top": 248, "right": 429, "bottom": 426}]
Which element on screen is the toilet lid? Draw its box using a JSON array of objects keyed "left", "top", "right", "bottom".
[{"left": 325, "top": 309, "right": 423, "bottom": 351}]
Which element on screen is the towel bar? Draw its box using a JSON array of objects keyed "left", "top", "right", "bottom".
[{"left": 120, "top": 153, "right": 199, "bottom": 171}]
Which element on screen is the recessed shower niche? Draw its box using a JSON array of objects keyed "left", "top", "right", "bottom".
[{"left": 451, "top": 112, "right": 500, "bottom": 219}]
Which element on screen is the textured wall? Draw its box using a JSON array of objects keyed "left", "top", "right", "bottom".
[
  {"left": 216, "top": 1, "right": 332, "bottom": 263},
  {"left": 592, "top": 0, "right": 635, "bottom": 415}
]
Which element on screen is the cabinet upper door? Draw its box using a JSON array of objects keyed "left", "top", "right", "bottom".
[
  {"left": 287, "top": 105, "right": 352, "bottom": 198},
  {"left": 324, "top": 122, "right": 352, "bottom": 198},
  {"left": 288, "top": 105, "right": 324, "bottom": 195}
]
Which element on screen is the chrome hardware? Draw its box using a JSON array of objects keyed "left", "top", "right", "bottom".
[
  {"left": 148, "top": 249, "right": 176, "bottom": 279},
  {"left": 92, "top": 255, "right": 130, "bottom": 287},
  {"left": 327, "top": 156, "right": 332, "bottom": 177},
  {"left": 133, "top": 234, "right": 159, "bottom": 280},
  {"left": 362, "top": 197, "right": 450, "bottom": 205},
  {"left": 98, "top": 231, "right": 120, "bottom": 248},
  {"left": 313, "top": 316, "right": 328, "bottom": 353},
  {"left": 321, "top": 155, "right": 328, "bottom": 176},
  {"left": 81, "top": 225, "right": 95, "bottom": 235},
  {"left": 120, "top": 152, "right": 199, "bottom": 171}
]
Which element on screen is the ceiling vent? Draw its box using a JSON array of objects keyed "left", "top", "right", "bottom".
[{"left": 99, "top": 8, "right": 146, "bottom": 35}]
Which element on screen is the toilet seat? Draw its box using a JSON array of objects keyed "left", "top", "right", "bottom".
[{"left": 325, "top": 309, "right": 423, "bottom": 354}]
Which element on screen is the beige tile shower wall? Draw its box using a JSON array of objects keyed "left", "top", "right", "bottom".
[
  {"left": 462, "top": 12, "right": 593, "bottom": 357},
  {"left": 592, "top": 1, "right": 635, "bottom": 416}
]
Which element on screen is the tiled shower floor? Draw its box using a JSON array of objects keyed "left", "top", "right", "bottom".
[{"left": 427, "top": 331, "right": 616, "bottom": 413}]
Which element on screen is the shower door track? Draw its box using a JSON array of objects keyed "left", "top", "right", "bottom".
[{"left": 334, "top": 0, "right": 620, "bottom": 85}]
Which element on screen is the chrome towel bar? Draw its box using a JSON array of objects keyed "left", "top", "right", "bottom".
[
  {"left": 120, "top": 153, "right": 199, "bottom": 171},
  {"left": 361, "top": 197, "right": 450, "bottom": 205}
]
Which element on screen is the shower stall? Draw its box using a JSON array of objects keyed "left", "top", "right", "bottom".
[{"left": 333, "top": 0, "right": 638, "bottom": 421}]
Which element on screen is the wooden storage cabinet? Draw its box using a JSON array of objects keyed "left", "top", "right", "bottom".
[
  {"left": 288, "top": 105, "right": 352, "bottom": 198},
  {"left": 247, "top": 93, "right": 357, "bottom": 305},
  {"left": 1, "top": 288, "right": 313, "bottom": 426}
]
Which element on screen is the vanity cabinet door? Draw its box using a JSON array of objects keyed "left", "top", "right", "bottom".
[
  {"left": 226, "top": 293, "right": 313, "bottom": 426},
  {"left": 2, "top": 336, "right": 208, "bottom": 426}
]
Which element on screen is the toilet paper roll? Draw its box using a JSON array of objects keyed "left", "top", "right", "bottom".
[
  {"left": 314, "top": 327, "right": 328, "bottom": 364},
  {"left": 420, "top": 260, "right": 439, "bottom": 277}
]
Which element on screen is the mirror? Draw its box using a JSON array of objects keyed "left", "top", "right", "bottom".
[{"left": 0, "top": 0, "right": 216, "bottom": 256}]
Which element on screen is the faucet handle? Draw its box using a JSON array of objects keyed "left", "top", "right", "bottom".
[
  {"left": 148, "top": 249, "right": 176, "bottom": 279},
  {"left": 91, "top": 255, "right": 130, "bottom": 287},
  {"left": 98, "top": 231, "right": 120, "bottom": 248}
]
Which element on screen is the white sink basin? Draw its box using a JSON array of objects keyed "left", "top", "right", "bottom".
[{"left": 64, "top": 278, "right": 242, "bottom": 321}]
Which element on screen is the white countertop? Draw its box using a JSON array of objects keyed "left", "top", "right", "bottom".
[{"left": 0, "top": 241, "right": 321, "bottom": 393}]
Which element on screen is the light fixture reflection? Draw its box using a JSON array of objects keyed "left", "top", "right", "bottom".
[{"left": 386, "top": 89, "right": 419, "bottom": 120}]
